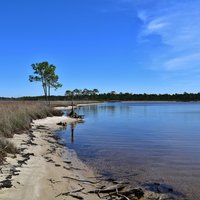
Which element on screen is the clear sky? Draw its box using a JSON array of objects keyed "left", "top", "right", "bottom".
[{"left": 0, "top": 0, "right": 200, "bottom": 97}]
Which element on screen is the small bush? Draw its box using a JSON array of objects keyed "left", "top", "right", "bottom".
[{"left": 0, "top": 137, "right": 18, "bottom": 154}]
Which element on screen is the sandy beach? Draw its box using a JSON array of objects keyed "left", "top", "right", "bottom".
[{"left": 0, "top": 114, "right": 178, "bottom": 200}]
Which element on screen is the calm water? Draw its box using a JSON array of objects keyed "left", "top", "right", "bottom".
[{"left": 57, "top": 102, "right": 200, "bottom": 200}]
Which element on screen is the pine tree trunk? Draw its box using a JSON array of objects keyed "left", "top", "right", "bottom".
[{"left": 48, "top": 85, "right": 50, "bottom": 106}]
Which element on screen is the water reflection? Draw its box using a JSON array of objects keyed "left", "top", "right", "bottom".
[
  {"left": 79, "top": 105, "right": 98, "bottom": 116},
  {"left": 81, "top": 103, "right": 132, "bottom": 118},
  {"left": 70, "top": 123, "right": 75, "bottom": 144},
  {"left": 57, "top": 120, "right": 85, "bottom": 145},
  {"left": 69, "top": 121, "right": 85, "bottom": 144}
]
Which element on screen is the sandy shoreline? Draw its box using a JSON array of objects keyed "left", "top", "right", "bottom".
[
  {"left": 0, "top": 114, "right": 180, "bottom": 200},
  {"left": 0, "top": 116, "right": 104, "bottom": 200}
]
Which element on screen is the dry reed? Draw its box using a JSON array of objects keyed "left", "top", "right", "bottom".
[{"left": 0, "top": 101, "right": 62, "bottom": 164}]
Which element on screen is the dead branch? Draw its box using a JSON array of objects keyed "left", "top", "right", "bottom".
[
  {"left": 69, "top": 194, "right": 84, "bottom": 199},
  {"left": 116, "top": 187, "right": 130, "bottom": 200},
  {"left": 55, "top": 188, "right": 84, "bottom": 198},
  {"left": 88, "top": 184, "right": 125, "bottom": 194},
  {"left": 62, "top": 176, "right": 99, "bottom": 184}
]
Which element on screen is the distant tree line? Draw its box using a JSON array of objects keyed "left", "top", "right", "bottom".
[
  {"left": 2, "top": 91, "right": 200, "bottom": 102},
  {"left": 64, "top": 91, "right": 200, "bottom": 102}
]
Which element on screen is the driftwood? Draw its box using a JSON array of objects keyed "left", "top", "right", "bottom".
[
  {"left": 69, "top": 194, "right": 84, "bottom": 199},
  {"left": 93, "top": 185, "right": 144, "bottom": 200},
  {"left": 63, "top": 166, "right": 82, "bottom": 171},
  {"left": 55, "top": 188, "right": 84, "bottom": 198},
  {"left": 116, "top": 187, "right": 130, "bottom": 200},
  {"left": 88, "top": 184, "right": 125, "bottom": 194},
  {"left": 62, "top": 176, "right": 99, "bottom": 184}
]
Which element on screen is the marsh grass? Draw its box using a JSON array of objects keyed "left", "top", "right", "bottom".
[{"left": 0, "top": 101, "right": 62, "bottom": 164}]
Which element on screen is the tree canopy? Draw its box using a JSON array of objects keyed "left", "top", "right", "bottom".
[{"left": 29, "top": 61, "right": 62, "bottom": 101}]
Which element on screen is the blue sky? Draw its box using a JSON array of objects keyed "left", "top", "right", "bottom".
[{"left": 0, "top": 0, "right": 200, "bottom": 97}]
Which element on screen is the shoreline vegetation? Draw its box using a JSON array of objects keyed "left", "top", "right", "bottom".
[{"left": 0, "top": 101, "right": 183, "bottom": 199}]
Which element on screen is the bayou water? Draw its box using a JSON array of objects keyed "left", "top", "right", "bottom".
[{"left": 57, "top": 102, "right": 200, "bottom": 200}]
